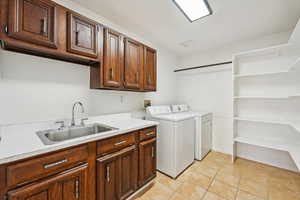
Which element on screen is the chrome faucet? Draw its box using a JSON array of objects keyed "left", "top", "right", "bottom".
[{"left": 71, "top": 101, "right": 85, "bottom": 126}]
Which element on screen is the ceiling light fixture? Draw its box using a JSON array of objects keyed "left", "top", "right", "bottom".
[{"left": 173, "top": 0, "right": 212, "bottom": 22}]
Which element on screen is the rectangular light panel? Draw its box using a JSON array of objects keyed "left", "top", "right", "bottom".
[{"left": 173, "top": 0, "right": 212, "bottom": 22}]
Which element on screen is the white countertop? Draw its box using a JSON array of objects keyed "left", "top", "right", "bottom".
[{"left": 0, "top": 113, "right": 158, "bottom": 165}]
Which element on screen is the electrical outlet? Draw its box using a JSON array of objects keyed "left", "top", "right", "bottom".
[{"left": 120, "top": 96, "right": 124, "bottom": 103}]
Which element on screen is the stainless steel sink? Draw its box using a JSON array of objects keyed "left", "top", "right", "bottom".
[{"left": 37, "top": 123, "right": 117, "bottom": 145}]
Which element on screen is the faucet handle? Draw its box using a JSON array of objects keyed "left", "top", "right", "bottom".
[
  {"left": 81, "top": 118, "right": 89, "bottom": 126},
  {"left": 55, "top": 121, "right": 65, "bottom": 130}
]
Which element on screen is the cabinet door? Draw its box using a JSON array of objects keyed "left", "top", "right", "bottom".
[
  {"left": 119, "top": 146, "right": 138, "bottom": 200},
  {"left": 143, "top": 46, "right": 157, "bottom": 91},
  {"left": 96, "top": 145, "right": 138, "bottom": 200},
  {"left": 124, "top": 38, "right": 143, "bottom": 90},
  {"left": 7, "top": 164, "right": 88, "bottom": 200},
  {"left": 139, "top": 138, "right": 156, "bottom": 187},
  {"left": 67, "top": 12, "right": 99, "bottom": 58},
  {"left": 8, "top": 0, "right": 58, "bottom": 48},
  {"left": 97, "top": 153, "right": 119, "bottom": 200},
  {"left": 103, "top": 29, "right": 123, "bottom": 88}
]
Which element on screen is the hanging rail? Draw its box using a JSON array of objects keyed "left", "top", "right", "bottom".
[{"left": 174, "top": 61, "right": 232, "bottom": 72}]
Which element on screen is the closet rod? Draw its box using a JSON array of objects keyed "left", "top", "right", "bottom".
[{"left": 174, "top": 61, "right": 232, "bottom": 72}]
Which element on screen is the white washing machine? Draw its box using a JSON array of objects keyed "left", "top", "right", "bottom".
[
  {"left": 171, "top": 105, "right": 213, "bottom": 160},
  {"left": 146, "top": 106, "right": 195, "bottom": 178}
]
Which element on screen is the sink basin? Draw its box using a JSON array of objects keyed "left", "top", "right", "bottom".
[{"left": 37, "top": 123, "right": 117, "bottom": 145}]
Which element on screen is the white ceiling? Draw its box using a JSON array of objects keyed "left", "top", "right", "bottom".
[{"left": 71, "top": 0, "right": 300, "bottom": 56}]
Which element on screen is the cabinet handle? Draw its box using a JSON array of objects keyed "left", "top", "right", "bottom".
[
  {"left": 44, "top": 159, "right": 68, "bottom": 169},
  {"left": 109, "top": 68, "right": 114, "bottom": 80},
  {"left": 151, "top": 147, "right": 154, "bottom": 158},
  {"left": 147, "top": 75, "right": 151, "bottom": 85},
  {"left": 75, "top": 179, "right": 80, "bottom": 199},
  {"left": 146, "top": 132, "right": 155, "bottom": 136},
  {"left": 41, "top": 18, "right": 47, "bottom": 34},
  {"left": 106, "top": 166, "right": 110, "bottom": 182},
  {"left": 75, "top": 31, "right": 80, "bottom": 45},
  {"left": 114, "top": 140, "right": 126, "bottom": 146},
  {"left": 136, "top": 72, "right": 139, "bottom": 83}
]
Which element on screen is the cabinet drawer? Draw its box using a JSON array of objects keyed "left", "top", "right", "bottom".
[
  {"left": 97, "top": 132, "right": 136, "bottom": 156},
  {"left": 139, "top": 127, "right": 156, "bottom": 141},
  {"left": 6, "top": 145, "right": 88, "bottom": 187}
]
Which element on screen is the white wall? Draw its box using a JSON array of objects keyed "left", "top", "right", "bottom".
[
  {"left": 0, "top": 0, "right": 177, "bottom": 125},
  {"left": 176, "top": 31, "right": 292, "bottom": 155}
]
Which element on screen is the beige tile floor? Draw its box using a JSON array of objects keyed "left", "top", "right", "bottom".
[{"left": 135, "top": 151, "right": 300, "bottom": 200}]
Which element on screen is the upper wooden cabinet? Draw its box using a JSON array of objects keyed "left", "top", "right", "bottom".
[
  {"left": 143, "top": 46, "right": 157, "bottom": 91},
  {"left": 1, "top": 0, "right": 157, "bottom": 92},
  {"left": 102, "top": 29, "right": 123, "bottom": 88},
  {"left": 7, "top": 0, "right": 58, "bottom": 48},
  {"left": 67, "top": 12, "right": 100, "bottom": 58},
  {"left": 124, "top": 38, "right": 143, "bottom": 90}
]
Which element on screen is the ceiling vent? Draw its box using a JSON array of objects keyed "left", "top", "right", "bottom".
[{"left": 179, "top": 40, "right": 194, "bottom": 48}]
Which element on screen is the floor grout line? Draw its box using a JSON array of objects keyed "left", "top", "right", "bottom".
[{"left": 140, "top": 152, "right": 300, "bottom": 200}]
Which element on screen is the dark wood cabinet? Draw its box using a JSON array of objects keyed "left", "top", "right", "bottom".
[
  {"left": 0, "top": 127, "right": 157, "bottom": 200},
  {"left": 119, "top": 146, "right": 138, "bottom": 200},
  {"left": 97, "top": 145, "right": 138, "bottom": 200},
  {"left": 97, "top": 152, "right": 119, "bottom": 200},
  {"left": 102, "top": 29, "right": 123, "bottom": 88},
  {"left": 7, "top": 164, "right": 88, "bottom": 200},
  {"left": 7, "top": 0, "right": 58, "bottom": 48},
  {"left": 67, "top": 12, "right": 100, "bottom": 58},
  {"left": 139, "top": 138, "right": 156, "bottom": 186},
  {"left": 143, "top": 46, "right": 157, "bottom": 91},
  {"left": 124, "top": 38, "right": 143, "bottom": 90},
  {"left": 1, "top": 0, "right": 157, "bottom": 92}
]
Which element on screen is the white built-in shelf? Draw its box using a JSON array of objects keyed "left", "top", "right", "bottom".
[
  {"left": 234, "top": 96, "right": 289, "bottom": 100},
  {"left": 234, "top": 136, "right": 288, "bottom": 151},
  {"left": 290, "top": 57, "right": 300, "bottom": 71},
  {"left": 234, "top": 136, "right": 300, "bottom": 169},
  {"left": 234, "top": 117, "right": 289, "bottom": 125},
  {"left": 234, "top": 56, "right": 300, "bottom": 78},
  {"left": 234, "top": 95, "right": 300, "bottom": 100},
  {"left": 289, "top": 148, "right": 300, "bottom": 170},
  {"left": 234, "top": 71, "right": 288, "bottom": 78},
  {"left": 234, "top": 44, "right": 291, "bottom": 59},
  {"left": 233, "top": 42, "right": 300, "bottom": 171},
  {"left": 234, "top": 117, "right": 300, "bottom": 133}
]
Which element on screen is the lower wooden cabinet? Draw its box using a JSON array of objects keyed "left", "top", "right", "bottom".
[
  {"left": 0, "top": 127, "right": 157, "bottom": 200},
  {"left": 97, "top": 145, "right": 138, "bottom": 200},
  {"left": 7, "top": 164, "right": 88, "bottom": 200},
  {"left": 139, "top": 138, "right": 156, "bottom": 186}
]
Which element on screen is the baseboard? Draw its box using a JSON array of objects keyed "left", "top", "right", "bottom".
[{"left": 127, "top": 180, "right": 155, "bottom": 200}]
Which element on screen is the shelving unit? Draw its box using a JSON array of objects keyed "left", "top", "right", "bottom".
[
  {"left": 234, "top": 57, "right": 300, "bottom": 78},
  {"left": 232, "top": 43, "right": 300, "bottom": 171},
  {"left": 234, "top": 94, "right": 300, "bottom": 100},
  {"left": 234, "top": 71, "right": 289, "bottom": 78},
  {"left": 234, "top": 136, "right": 300, "bottom": 169},
  {"left": 234, "top": 117, "right": 300, "bottom": 133}
]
